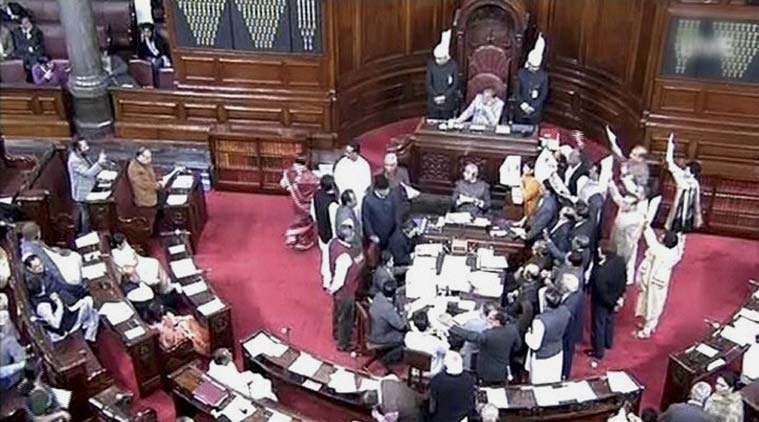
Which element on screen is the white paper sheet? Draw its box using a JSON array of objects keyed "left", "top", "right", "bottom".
[
  {"left": 483, "top": 387, "right": 509, "bottom": 408},
  {"left": 82, "top": 262, "right": 107, "bottom": 280},
  {"left": 328, "top": 369, "right": 358, "bottom": 393},
  {"left": 738, "top": 307, "right": 759, "bottom": 323},
  {"left": 495, "top": 125, "right": 511, "bottom": 135},
  {"left": 75, "top": 232, "right": 100, "bottom": 249},
  {"left": 720, "top": 324, "right": 754, "bottom": 346},
  {"left": 287, "top": 353, "right": 322, "bottom": 378},
  {"left": 243, "top": 333, "right": 288, "bottom": 358},
  {"left": 499, "top": 155, "right": 522, "bottom": 187},
  {"left": 183, "top": 280, "right": 208, "bottom": 296},
  {"left": 318, "top": 163, "right": 333, "bottom": 176},
  {"left": 599, "top": 155, "right": 614, "bottom": 186},
  {"left": 198, "top": 298, "right": 225, "bottom": 316},
  {"left": 532, "top": 386, "right": 559, "bottom": 406},
  {"left": 170, "top": 258, "right": 200, "bottom": 279},
  {"left": 707, "top": 358, "right": 726, "bottom": 372},
  {"left": 694, "top": 343, "right": 719, "bottom": 358},
  {"left": 97, "top": 170, "right": 118, "bottom": 181},
  {"left": 302, "top": 379, "right": 322, "bottom": 391},
  {"left": 358, "top": 378, "right": 380, "bottom": 392},
  {"left": 125, "top": 325, "right": 146, "bottom": 340},
  {"left": 401, "top": 182, "right": 421, "bottom": 200},
  {"left": 480, "top": 255, "right": 509, "bottom": 270},
  {"left": 98, "top": 301, "right": 134, "bottom": 326},
  {"left": 646, "top": 196, "right": 662, "bottom": 223},
  {"left": 216, "top": 395, "right": 255, "bottom": 422},
  {"left": 607, "top": 371, "right": 639, "bottom": 394},
  {"left": 172, "top": 175, "right": 194, "bottom": 189},
  {"left": 415, "top": 243, "right": 444, "bottom": 257},
  {"left": 267, "top": 410, "right": 293, "bottom": 422},
  {"left": 472, "top": 217, "right": 490, "bottom": 227},
  {"left": 445, "top": 212, "right": 473, "bottom": 225},
  {"left": 0, "top": 196, "right": 13, "bottom": 205},
  {"left": 51, "top": 388, "right": 72, "bottom": 409},
  {"left": 168, "top": 244, "right": 187, "bottom": 255},
  {"left": 86, "top": 191, "right": 112, "bottom": 201},
  {"left": 83, "top": 251, "right": 101, "bottom": 262},
  {"left": 570, "top": 381, "right": 598, "bottom": 403},
  {"left": 166, "top": 194, "right": 188, "bottom": 206}
]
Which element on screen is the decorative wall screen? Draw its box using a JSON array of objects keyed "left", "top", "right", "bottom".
[
  {"left": 172, "top": 0, "right": 323, "bottom": 53},
  {"left": 662, "top": 17, "right": 759, "bottom": 83}
]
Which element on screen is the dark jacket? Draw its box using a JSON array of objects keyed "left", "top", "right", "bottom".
[
  {"left": 451, "top": 324, "right": 521, "bottom": 384},
  {"left": 659, "top": 403, "right": 715, "bottom": 422},
  {"left": 428, "top": 372, "right": 477, "bottom": 422},
  {"left": 11, "top": 26, "right": 44, "bottom": 67},
  {"left": 379, "top": 378, "right": 424, "bottom": 422},
  {"left": 548, "top": 219, "right": 573, "bottom": 257},
  {"left": 525, "top": 192, "right": 559, "bottom": 242},
  {"left": 562, "top": 291, "right": 585, "bottom": 346},
  {"left": 369, "top": 294, "right": 407, "bottom": 345},
  {"left": 137, "top": 35, "right": 170, "bottom": 60},
  {"left": 362, "top": 191, "right": 399, "bottom": 248},
  {"left": 387, "top": 229, "right": 414, "bottom": 266},
  {"left": 590, "top": 255, "right": 627, "bottom": 309}
]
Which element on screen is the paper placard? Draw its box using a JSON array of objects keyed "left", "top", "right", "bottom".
[
  {"left": 172, "top": 175, "right": 194, "bottom": 189},
  {"left": 75, "top": 232, "right": 100, "bottom": 249},
  {"left": 646, "top": 196, "right": 662, "bottom": 223},
  {"left": 401, "top": 182, "right": 420, "bottom": 200},
  {"left": 499, "top": 155, "right": 522, "bottom": 187},
  {"left": 97, "top": 170, "right": 118, "bottom": 181},
  {"left": 166, "top": 194, "right": 188, "bottom": 206},
  {"left": 599, "top": 155, "right": 614, "bottom": 186},
  {"left": 125, "top": 326, "right": 146, "bottom": 340},
  {"left": 198, "top": 298, "right": 225, "bottom": 316}
]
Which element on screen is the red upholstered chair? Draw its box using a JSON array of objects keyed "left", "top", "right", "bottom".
[
  {"left": 128, "top": 58, "right": 155, "bottom": 87},
  {"left": 465, "top": 72, "right": 508, "bottom": 105},
  {"left": 468, "top": 45, "right": 511, "bottom": 83},
  {"left": 157, "top": 67, "right": 174, "bottom": 89},
  {"left": 0, "top": 60, "right": 26, "bottom": 83}
]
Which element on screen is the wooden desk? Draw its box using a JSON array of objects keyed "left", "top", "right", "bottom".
[
  {"left": 159, "top": 172, "right": 207, "bottom": 252},
  {"left": 661, "top": 292, "right": 759, "bottom": 410},
  {"left": 161, "top": 231, "right": 234, "bottom": 356},
  {"left": 743, "top": 382, "right": 759, "bottom": 422},
  {"left": 418, "top": 218, "right": 526, "bottom": 258},
  {"left": 89, "top": 385, "right": 158, "bottom": 422},
  {"left": 0, "top": 138, "right": 38, "bottom": 203},
  {"left": 408, "top": 119, "right": 540, "bottom": 200},
  {"left": 168, "top": 361, "right": 315, "bottom": 421}
]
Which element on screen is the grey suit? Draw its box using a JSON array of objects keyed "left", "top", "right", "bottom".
[
  {"left": 67, "top": 150, "right": 101, "bottom": 233},
  {"left": 369, "top": 294, "right": 407, "bottom": 345},
  {"left": 525, "top": 192, "right": 559, "bottom": 242}
]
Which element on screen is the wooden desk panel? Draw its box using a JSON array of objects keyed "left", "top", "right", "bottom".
[
  {"left": 0, "top": 84, "right": 72, "bottom": 139},
  {"left": 159, "top": 173, "right": 207, "bottom": 251}
]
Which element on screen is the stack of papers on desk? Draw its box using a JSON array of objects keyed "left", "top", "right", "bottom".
[
  {"left": 480, "top": 255, "right": 508, "bottom": 271},
  {"left": 738, "top": 307, "right": 759, "bottom": 323},
  {"left": 358, "top": 377, "right": 380, "bottom": 392},
  {"left": 183, "top": 280, "right": 208, "bottom": 296},
  {"left": 288, "top": 353, "right": 322, "bottom": 378},
  {"left": 483, "top": 387, "right": 509, "bottom": 408},
  {"left": 415, "top": 243, "right": 444, "bottom": 257},
  {"left": 214, "top": 395, "right": 255, "bottom": 422},
  {"left": 243, "top": 333, "right": 288, "bottom": 358},
  {"left": 719, "top": 319, "right": 759, "bottom": 346},
  {"left": 172, "top": 175, "right": 194, "bottom": 189},
  {"left": 445, "top": 212, "right": 472, "bottom": 225},
  {"left": 82, "top": 262, "right": 107, "bottom": 280},
  {"left": 532, "top": 386, "right": 559, "bottom": 406},
  {"left": 607, "top": 371, "right": 638, "bottom": 394},
  {"left": 328, "top": 369, "right": 358, "bottom": 393},
  {"left": 97, "top": 170, "right": 118, "bottom": 181},
  {"left": 170, "top": 258, "right": 200, "bottom": 278},
  {"left": 405, "top": 267, "right": 438, "bottom": 299},
  {"left": 98, "top": 301, "right": 134, "bottom": 325},
  {"left": 75, "top": 232, "right": 100, "bottom": 249},
  {"left": 166, "top": 194, "right": 188, "bottom": 206},
  {"left": 570, "top": 380, "right": 598, "bottom": 403},
  {"left": 198, "top": 298, "right": 225, "bottom": 316},
  {"left": 472, "top": 217, "right": 490, "bottom": 227},
  {"left": 125, "top": 326, "right": 146, "bottom": 340}
]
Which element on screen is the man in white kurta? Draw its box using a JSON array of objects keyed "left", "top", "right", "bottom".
[
  {"left": 634, "top": 224, "right": 684, "bottom": 338},
  {"left": 333, "top": 143, "right": 372, "bottom": 218}
]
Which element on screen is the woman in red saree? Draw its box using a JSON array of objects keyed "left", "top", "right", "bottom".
[{"left": 280, "top": 157, "right": 320, "bottom": 251}]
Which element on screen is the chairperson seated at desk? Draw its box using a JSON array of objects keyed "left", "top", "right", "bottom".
[
  {"left": 452, "top": 163, "right": 491, "bottom": 217},
  {"left": 450, "top": 87, "right": 504, "bottom": 127}
]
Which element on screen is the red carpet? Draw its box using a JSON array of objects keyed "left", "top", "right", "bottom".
[{"left": 113, "top": 119, "right": 759, "bottom": 421}]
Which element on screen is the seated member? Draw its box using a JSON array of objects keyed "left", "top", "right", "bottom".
[
  {"left": 31, "top": 56, "right": 66, "bottom": 86},
  {"left": 137, "top": 22, "right": 171, "bottom": 85},
  {"left": 111, "top": 233, "right": 174, "bottom": 294},
  {"left": 127, "top": 147, "right": 163, "bottom": 208},
  {"left": 452, "top": 163, "right": 491, "bottom": 217},
  {"left": 11, "top": 15, "right": 45, "bottom": 70},
  {"left": 404, "top": 310, "right": 449, "bottom": 375},
  {"left": 452, "top": 87, "right": 504, "bottom": 126},
  {"left": 0, "top": 293, "right": 26, "bottom": 391},
  {"left": 363, "top": 175, "right": 400, "bottom": 251},
  {"left": 327, "top": 222, "right": 364, "bottom": 352},
  {"left": 426, "top": 29, "right": 460, "bottom": 120},
  {"left": 369, "top": 280, "right": 408, "bottom": 364},
  {"left": 20, "top": 362, "right": 72, "bottom": 422},
  {"left": 446, "top": 308, "right": 521, "bottom": 385},
  {"left": 658, "top": 381, "right": 713, "bottom": 422},
  {"left": 208, "top": 348, "right": 276, "bottom": 401},
  {"left": 25, "top": 268, "right": 99, "bottom": 342},
  {"left": 23, "top": 254, "right": 87, "bottom": 308},
  {"left": 371, "top": 251, "right": 396, "bottom": 296}
]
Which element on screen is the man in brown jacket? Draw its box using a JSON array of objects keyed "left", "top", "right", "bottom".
[{"left": 127, "top": 147, "right": 163, "bottom": 208}]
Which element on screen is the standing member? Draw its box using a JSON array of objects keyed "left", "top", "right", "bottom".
[
  {"left": 588, "top": 246, "right": 626, "bottom": 359},
  {"left": 559, "top": 274, "right": 583, "bottom": 379},
  {"left": 426, "top": 30, "right": 460, "bottom": 119},
  {"left": 664, "top": 134, "right": 703, "bottom": 234},
  {"left": 525, "top": 288, "right": 570, "bottom": 384},
  {"left": 127, "top": 147, "right": 163, "bottom": 208},
  {"left": 67, "top": 139, "right": 106, "bottom": 233},
  {"left": 312, "top": 175, "right": 339, "bottom": 288},
  {"left": 363, "top": 175, "right": 400, "bottom": 251},
  {"left": 428, "top": 352, "right": 476, "bottom": 422},
  {"left": 327, "top": 222, "right": 364, "bottom": 352},
  {"left": 333, "top": 144, "right": 372, "bottom": 217},
  {"left": 280, "top": 157, "right": 320, "bottom": 251}
]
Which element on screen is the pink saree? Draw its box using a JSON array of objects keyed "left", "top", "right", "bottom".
[{"left": 281, "top": 166, "right": 320, "bottom": 251}]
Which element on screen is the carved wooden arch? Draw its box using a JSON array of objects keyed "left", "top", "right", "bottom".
[{"left": 453, "top": 0, "right": 529, "bottom": 100}]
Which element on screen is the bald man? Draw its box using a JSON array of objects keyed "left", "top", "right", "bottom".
[{"left": 452, "top": 163, "right": 491, "bottom": 217}]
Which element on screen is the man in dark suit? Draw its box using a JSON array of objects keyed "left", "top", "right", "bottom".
[
  {"left": 524, "top": 180, "right": 559, "bottom": 243},
  {"left": 570, "top": 201, "right": 598, "bottom": 266},
  {"left": 363, "top": 175, "right": 400, "bottom": 251},
  {"left": 544, "top": 206, "right": 576, "bottom": 258},
  {"left": 659, "top": 381, "right": 714, "bottom": 422},
  {"left": 559, "top": 273, "right": 583, "bottom": 380},
  {"left": 362, "top": 375, "right": 424, "bottom": 422},
  {"left": 137, "top": 23, "right": 171, "bottom": 85},
  {"left": 11, "top": 15, "right": 45, "bottom": 69},
  {"left": 447, "top": 309, "right": 522, "bottom": 385},
  {"left": 0, "top": 1, "right": 29, "bottom": 23},
  {"left": 588, "top": 247, "right": 627, "bottom": 359}
]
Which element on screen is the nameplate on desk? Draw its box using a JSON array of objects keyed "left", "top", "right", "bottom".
[
  {"left": 86, "top": 191, "right": 112, "bottom": 202},
  {"left": 75, "top": 232, "right": 100, "bottom": 249}
]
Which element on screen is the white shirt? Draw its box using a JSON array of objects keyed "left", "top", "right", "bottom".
[
  {"left": 404, "top": 331, "right": 449, "bottom": 375},
  {"left": 45, "top": 247, "right": 83, "bottom": 286},
  {"left": 0, "top": 249, "right": 10, "bottom": 287},
  {"left": 333, "top": 156, "right": 372, "bottom": 202},
  {"left": 456, "top": 94, "right": 504, "bottom": 126},
  {"left": 207, "top": 361, "right": 276, "bottom": 401}
]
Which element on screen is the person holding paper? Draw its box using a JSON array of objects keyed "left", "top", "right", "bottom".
[
  {"left": 333, "top": 143, "right": 372, "bottom": 217},
  {"left": 24, "top": 266, "right": 99, "bottom": 342},
  {"left": 127, "top": 147, "right": 166, "bottom": 208},
  {"left": 606, "top": 126, "right": 650, "bottom": 194},
  {"left": 658, "top": 381, "right": 713, "bottom": 422},
  {"left": 327, "top": 221, "right": 364, "bottom": 352},
  {"left": 67, "top": 139, "right": 107, "bottom": 233},
  {"left": 525, "top": 287, "right": 570, "bottom": 384},
  {"left": 428, "top": 351, "right": 477, "bottom": 422},
  {"left": 381, "top": 152, "right": 413, "bottom": 221},
  {"left": 451, "top": 87, "right": 504, "bottom": 127},
  {"left": 452, "top": 163, "right": 491, "bottom": 217},
  {"left": 607, "top": 182, "right": 647, "bottom": 284},
  {"left": 634, "top": 222, "right": 684, "bottom": 339},
  {"left": 663, "top": 135, "right": 703, "bottom": 234},
  {"left": 704, "top": 371, "right": 744, "bottom": 422}
]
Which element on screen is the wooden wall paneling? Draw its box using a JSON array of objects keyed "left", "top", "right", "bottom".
[{"left": 0, "top": 85, "right": 72, "bottom": 139}]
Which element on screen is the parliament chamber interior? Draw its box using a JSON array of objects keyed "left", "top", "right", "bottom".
[{"left": 1, "top": 0, "right": 759, "bottom": 421}]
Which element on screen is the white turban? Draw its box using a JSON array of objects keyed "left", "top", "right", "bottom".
[
  {"left": 526, "top": 33, "right": 546, "bottom": 68},
  {"left": 444, "top": 351, "right": 463, "bottom": 375},
  {"left": 433, "top": 29, "right": 452, "bottom": 59}
]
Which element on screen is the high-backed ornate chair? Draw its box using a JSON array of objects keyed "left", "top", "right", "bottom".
[
  {"left": 465, "top": 72, "right": 508, "bottom": 105},
  {"left": 468, "top": 45, "right": 511, "bottom": 84}
]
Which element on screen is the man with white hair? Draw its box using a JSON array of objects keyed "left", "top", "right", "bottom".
[
  {"left": 428, "top": 351, "right": 476, "bottom": 422},
  {"left": 426, "top": 30, "right": 460, "bottom": 119},
  {"left": 452, "top": 87, "right": 504, "bottom": 126},
  {"left": 659, "top": 381, "right": 713, "bottom": 422},
  {"left": 452, "top": 163, "right": 491, "bottom": 216},
  {"left": 381, "top": 152, "right": 413, "bottom": 220},
  {"left": 559, "top": 273, "right": 583, "bottom": 379},
  {"left": 515, "top": 34, "right": 549, "bottom": 125}
]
